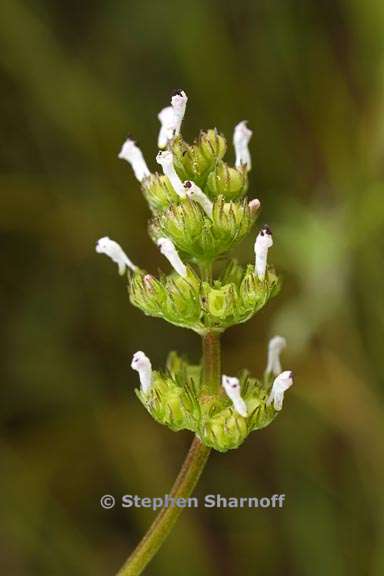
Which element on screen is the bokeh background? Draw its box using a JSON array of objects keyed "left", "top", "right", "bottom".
[{"left": 1, "top": 0, "right": 384, "bottom": 574}]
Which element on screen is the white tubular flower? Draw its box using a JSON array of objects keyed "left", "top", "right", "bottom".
[
  {"left": 266, "top": 335, "right": 287, "bottom": 376},
  {"left": 183, "top": 180, "right": 213, "bottom": 217},
  {"left": 157, "top": 237, "right": 187, "bottom": 277},
  {"left": 118, "top": 137, "right": 150, "bottom": 182},
  {"left": 156, "top": 150, "right": 186, "bottom": 198},
  {"left": 131, "top": 351, "right": 152, "bottom": 394},
  {"left": 254, "top": 225, "right": 273, "bottom": 281},
  {"left": 157, "top": 90, "right": 188, "bottom": 148},
  {"left": 222, "top": 375, "right": 248, "bottom": 418},
  {"left": 233, "top": 120, "right": 252, "bottom": 170},
  {"left": 158, "top": 106, "right": 176, "bottom": 148},
  {"left": 96, "top": 236, "right": 137, "bottom": 275},
  {"left": 267, "top": 370, "right": 293, "bottom": 411},
  {"left": 171, "top": 89, "right": 188, "bottom": 135}
]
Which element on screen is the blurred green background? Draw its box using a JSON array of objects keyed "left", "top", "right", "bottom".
[{"left": 1, "top": 0, "right": 384, "bottom": 574}]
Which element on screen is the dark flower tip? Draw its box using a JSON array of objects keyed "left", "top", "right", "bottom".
[{"left": 261, "top": 224, "right": 272, "bottom": 235}]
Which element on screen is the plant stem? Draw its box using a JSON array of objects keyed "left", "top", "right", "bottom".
[
  {"left": 116, "top": 438, "right": 210, "bottom": 576},
  {"left": 202, "top": 332, "right": 221, "bottom": 394},
  {"left": 116, "top": 333, "right": 221, "bottom": 575}
]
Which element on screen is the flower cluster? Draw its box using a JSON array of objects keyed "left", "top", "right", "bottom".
[
  {"left": 128, "top": 262, "right": 279, "bottom": 334},
  {"left": 96, "top": 90, "right": 293, "bottom": 452},
  {"left": 131, "top": 342, "right": 293, "bottom": 452}
]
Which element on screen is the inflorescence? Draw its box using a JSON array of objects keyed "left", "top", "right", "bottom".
[{"left": 96, "top": 90, "right": 293, "bottom": 452}]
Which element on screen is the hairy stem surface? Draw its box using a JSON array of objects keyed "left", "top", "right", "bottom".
[{"left": 116, "top": 332, "right": 220, "bottom": 575}]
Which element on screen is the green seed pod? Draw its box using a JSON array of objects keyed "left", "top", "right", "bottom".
[
  {"left": 238, "top": 265, "right": 266, "bottom": 310},
  {"left": 163, "top": 270, "right": 202, "bottom": 325},
  {"left": 129, "top": 271, "right": 167, "bottom": 316},
  {"left": 151, "top": 198, "right": 205, "bottom": 248},
  {"left": 199, "top": 407, "right": 249, "bottom": 451},
  {"left": 207, "top": 161, "right": 248, "bottom": 201},
  {"left": 136, "top": 371, "right": 199, "bottom": 432},
  {"left": 211, "top": 196, "right": 257, "bottom": 248},
  {"left": 198, "top": 129, "right": 227, "bottom": 164},
  {"left": 196, "top": 375, "right": 276, "bottom": 452},
  {"left": 239, "top": 265, "right": 281, "bottom": 315},
  {"left": 142, "top": 173, "right": 179, "bottom": 212},
  {"left": 149, "top": 200, "right": 210, "bottom": 261},
  {"left": 170, "top": 129, "right": 226, "bottom": 188}
]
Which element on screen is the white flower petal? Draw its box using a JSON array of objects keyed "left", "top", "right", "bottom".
[
  {"left": 267, "top": 370, "right": 293, "bottom": 411},
  {"left": 157, "top": 90, "right": 188, "bottom": 149},
  {"left": 183, "top": 180, "right": 213, "bottom": 217},
  {"left": 157, "top": 237, "right": 187, "bottom": 277},
  {"left": 158, "top": 106, "right": 177, "bottom": 148},
  {"left": 233, "top": 120, "right": 252, "bottom": 170},
  {"left": 118, "top": 138, "right": 150, "bottom": 182},
  {"left": 254, "top": 225, "right": 273, "bottom": 281},
  {"left": 171, "top": 89, "right": 188, "bottom": 135},
  {"left": 156, "top": 150, "right": 186, "bottom": 198},
  {"left": 96, "top": 236, "right": 136, "bottom": 275},
  {"left": 222, "top": 375, "right": 248, "bottom": 417},
  {"left": 131, "top": 351, "right": 152, "bottom": 394},
  {"left": 266, "top": 335, "right": 287, "bottom": 376}
]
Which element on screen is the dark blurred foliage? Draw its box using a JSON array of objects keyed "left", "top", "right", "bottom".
[{"left": 1, "top": 0, "right": 384, "bottom": 574}]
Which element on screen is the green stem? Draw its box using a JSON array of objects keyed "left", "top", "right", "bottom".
[
  {"left": 202, "top": 332, "right": 221, "bottom": 394},
  {"left": 116, "top": 333, "right": 221, "bottom": 575}
]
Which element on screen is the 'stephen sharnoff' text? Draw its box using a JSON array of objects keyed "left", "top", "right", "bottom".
[{"left": 120, "top": 494, "right": 286, "bottom": 511}]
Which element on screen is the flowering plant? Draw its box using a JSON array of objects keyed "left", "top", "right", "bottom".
[{"left": 96, "top": 90, "right": 293, "bottom": 575}]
